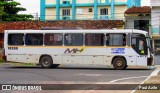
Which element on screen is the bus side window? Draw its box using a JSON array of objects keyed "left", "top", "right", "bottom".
[
  {"left": 123, "top": 34, "right": 126, "bottom": 46},
  {"left": 25, "top": 34, "right": 43, "bottom": 46},
  {"left": 8, "top": 34, "right": 24, "bottom": 45},
  {"left": 107, "top": 34, "right": 126, "bottom": 46},
  {"left": 85, "top": 34, "right": 104, "bottom": 46},
  {"left": 106, "top": 34, "right": 110, "bottom": 46},
  {"left": 64, "top": 33, "right": 83, "bottom": 46},
  {"left": 45, "top": 33, "right": 63, "bottom": 46},
  {"left": 132, "top": 38, "right": 136, "bottom": 49}
]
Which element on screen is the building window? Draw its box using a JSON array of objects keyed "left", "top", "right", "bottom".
[
  {"left": 62, "top": 9, "right": 70, "bottom": 16},
  {"left": 45, "top": 33, "right": 63, "bottom": 46},
  {"left": 85, "top": 34, "right": 104, "bottom": 46},
  {"left": 25, "top": 34, "right": 43, "bottom": 46},
  {"left": 64, "top": 33, "right": 83, "bottom": 46},
  {"left": 100, "top": 8, "right": 108, "bottom": 15},
  {"left": 134, "top": 20, "right": 149, "bottom": 32},
  {"left": 62, "top": 0, "right": 70, "bottom": 4},
  {"left": 8, "top": 34, "right": 24, "bottom": 45},
  {"left": 106, "top": 34, "right": 126, "bottom": 46},
  {"left": 77, "top": 9, "right": 82, "bottom": 14},
  {"left": 89, "top": 8, "right": 93, "bottom": 12}
]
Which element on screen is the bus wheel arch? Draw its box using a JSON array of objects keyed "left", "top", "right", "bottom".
[
  {"left": 112, "top": 56, "right": 127, "bottom": 70},
  {"left": 39, "top": 55, "right": 53, "bottom": 68}
]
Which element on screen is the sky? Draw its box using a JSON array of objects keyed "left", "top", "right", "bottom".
[{"left": 15, "top": 0, "right": 150, "bottom": 15}]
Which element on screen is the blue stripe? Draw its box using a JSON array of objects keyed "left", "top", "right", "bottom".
[
  {"left": 111, "top": 0, "right": 114, "bottom": 19},
  {"left": 72, "top": 0, "right": 76, "bottom": 20},
  {"left": 94, "top": 0, "right": 98, "bottom": 20},
  {"left": 106, "top": 0, "right": 108, "bottom": 4},
  {"left": 45, "top": 2, "right": 128, "bottom": 8},
  {"left": 40, "top": 0, "right": 45, "bottom": 21},
  {"left": 56, "top": 0, "right": 60, "bottom": 20}
]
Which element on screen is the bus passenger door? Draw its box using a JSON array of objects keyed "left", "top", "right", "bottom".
[{"left": 136, "top": 38, "right": 147, "bottom": 66}]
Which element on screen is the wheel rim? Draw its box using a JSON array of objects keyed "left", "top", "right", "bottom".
[
  {"left": 116, "top": 60, "right": 123, "bottom": 67},
  {"left": 43, "top": 59, "right": 50, "bottom": 66}
]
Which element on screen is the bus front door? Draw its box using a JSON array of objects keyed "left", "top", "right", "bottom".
[{"left": 136, "top": 38, "right": 148, "bottom": 66}]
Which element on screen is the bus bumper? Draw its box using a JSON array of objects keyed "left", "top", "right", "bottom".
[{"left": 147, "top": 57, "right": 153, "bottom": 66}]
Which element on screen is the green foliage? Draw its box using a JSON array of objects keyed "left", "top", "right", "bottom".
[{"left": 0, "top": 0, "right": 33, "bottom": 21}]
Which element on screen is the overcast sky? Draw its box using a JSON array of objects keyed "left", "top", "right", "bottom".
[{"left": 15, "top": 0, "right": 150, "bottom": 15}]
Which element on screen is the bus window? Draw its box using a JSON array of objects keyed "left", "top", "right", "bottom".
[
  {"left": 8, "top": 34, "right": 24, "bottom": 45},
  {"left": 131, "top": 34, "right": 145, "bottom": 50},
  {"left": 25, "top": 34, "right": 43, "bottom": 46},
  {"left": 64, "top": 33, "right": 83, "bottom": 46},
  {"left": 85, "top": 34, "right": 104, "bottom": 46},
  {"left": 126, "top": 33, "right": 131, "bottom": 46},
  {"left": 106, "top": 34, "right": 126, "bottom": 46},
  {"left": 132, "top": 38, "right": 136, "bottom": 50},
  {"left": 45, "top": 33, "right": 63, "bottom": 46}
]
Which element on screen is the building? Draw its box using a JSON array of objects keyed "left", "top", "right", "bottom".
[
  {"left": 124, "top": 6, "right": 151, "bottom": 35},
  {"left": 151, "top": 0, "right": 160, "bottom": 50},
  {"left": 40, "top": 0, "right": 141, "bottom": 21}
]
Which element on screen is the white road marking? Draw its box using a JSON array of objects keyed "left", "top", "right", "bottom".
[
  {"left": 131, "top": 68, "right": 160, "bottom": 93},
  {"left": 109, "top": 76, "right": 148, "bottom": 83}
]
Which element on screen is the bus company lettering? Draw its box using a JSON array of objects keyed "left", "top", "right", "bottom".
[
  {"left": 111, "top": 48, "right": 125, "bottom": 54},
  {"left": 64, "top": 48, "right": 84, "bottom": 54},
  {"left": 8, "top": 47, "right": 18, "bottom": 50}
]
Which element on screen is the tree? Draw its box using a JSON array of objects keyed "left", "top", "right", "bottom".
[{"left": 0, "top": 0, "right": 33, "bottom": 21}]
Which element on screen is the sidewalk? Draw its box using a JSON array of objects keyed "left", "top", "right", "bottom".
[{"left": 135, "top": 65, "right": 160, "bottom": 93}]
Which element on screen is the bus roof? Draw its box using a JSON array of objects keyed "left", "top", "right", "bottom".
[{"left": 5, "top": 29, "right": 148, "bottom": 35}]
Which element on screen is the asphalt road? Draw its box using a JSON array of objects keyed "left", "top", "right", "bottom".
[{"left": 0, "top": 64, "right": 155, "bottom": 84}]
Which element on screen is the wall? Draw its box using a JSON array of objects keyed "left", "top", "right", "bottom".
[
  {"left": 115, "top": 0, "right": 127, "bottom": 2},
  {"left": 151, "top": 7, "right": 160, "bottom": 35},
  {"left": 45, "top": 8, "right": 56, "bottom": 20},
  {"left": 114, "top": 6, "right": 127, "bottom": 20},
  {"left": 46, "top": 0, "right": 56, "bottom": 4},
  {"left": 76, "top": 0, "right": 94, "bottom": 4},
  {"left": 76, "top": 7, "right": 94, "bottom": 20}
]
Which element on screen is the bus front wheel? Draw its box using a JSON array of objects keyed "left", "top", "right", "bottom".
[
  {"left": 40, "top": 56, "right": 53, "bottom": 68},
  {"left": 113, "top": 58, "right": 127, "bottom": 70}
]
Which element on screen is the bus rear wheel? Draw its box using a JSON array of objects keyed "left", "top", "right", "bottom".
[
  {"left": 40, "top": 56, "right": 53, "bottom": 68},
  {"left": 113, "top": 58, "right": 127, "bottom": 70}
]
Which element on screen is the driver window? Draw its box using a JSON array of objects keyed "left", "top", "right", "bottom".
[{"left": 139, "top": 40, "right": 145, "bottom": 54}]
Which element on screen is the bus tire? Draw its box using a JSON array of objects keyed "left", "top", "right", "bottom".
[
  {"left": 113, "top": 58, "right": 126, "bottom": 70},
  {"left": 40, "top": 56, "right": 53, "bottom": 68}
]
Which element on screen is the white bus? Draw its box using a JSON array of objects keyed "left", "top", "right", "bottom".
[{"left": 2, "top": 29, "right": 153, "bottom": 69}]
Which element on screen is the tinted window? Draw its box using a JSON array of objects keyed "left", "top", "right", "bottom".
[
  {"left": 25, "top": 34, "right": 43, "bottom": 45},
  {"left": 100, "top": 8, "right": 108, "bottom": 15},
  {"left": 45, "top": 33, "right": 63, "bottom": 46},
  {"left": 106, "top": 34, "right": 126, "bottom": 46},
  {"left": 127, "top": 33, "right": 131, "bottom": 46},
  {"left": 85, "top": 34, "right": 104, "bottom": 46},
  {"left": 8, "top": 34, "right": 24, "bottom": 45},
  {"left": 64, "top": 33, "right": 83, "bottom": 46},
  {"left": 131, "top": 33, "right": 145, "bottom": 49},
  {"left": 62, "top": 9, "right": 70, "bottom": 16}
]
